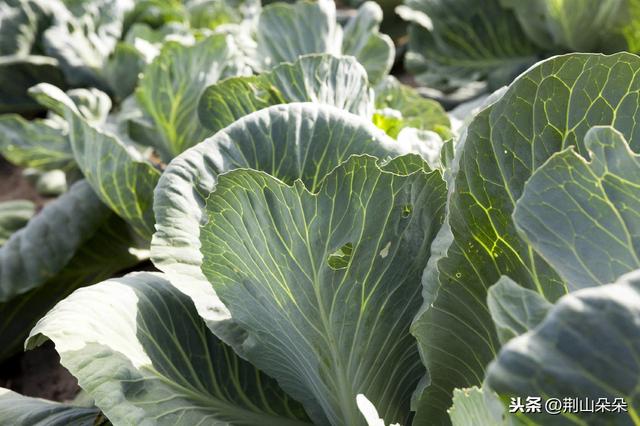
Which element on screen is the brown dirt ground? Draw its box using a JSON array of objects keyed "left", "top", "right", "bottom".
[
  {"left": 0, "top": 156, "right": 50, "bottom": 209},
  {"left": 0, "top": 342, "right": 80, "bottom": 402}
]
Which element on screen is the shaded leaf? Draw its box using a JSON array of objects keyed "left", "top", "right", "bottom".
[
  {"left": 0, "top": 180, "right": 109, "bottom": 302},
  {"left": 374, "top": 76, "right": 449, "bottom": 136},
  {"left": 0, "top": 387, "right": 102, "bottom": 426},
  {"left": 0, "top": 55, "right": 66, "bottom": 114},
  {"left": 341, "top": 2, "right": 394, "bottom": 85},
  {"left": 0, "top": 213, "right": 144, "bottom": 362},
  {"left": 487, "top": 269, "right": 640, "bottom": 425},
  {"left": 0, "top": 200, "right": 35, "bottom": 246},
  {"left": 487, "top": 276, "right": 552, "bottom": 344},
  {"left": 256, "top": 0, "right": 341, "bottom": 70},
  {"left": 400, "top": 0, "right": 538, "bottom": 90}
]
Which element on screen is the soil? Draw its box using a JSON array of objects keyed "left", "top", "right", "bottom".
[
  {"left": 0, "top": 342, "right": 80, "bottom": 402},
  {"left": 0, "top": 156, "right": 51, "bottom": 210}
]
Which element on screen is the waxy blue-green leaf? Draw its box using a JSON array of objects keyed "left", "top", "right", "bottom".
[
  {"left": 487, "top": 269, "right": 640, "bottom": 425},
  {"left": 0, "top": 388, "right": 103, "bottom": 426},
  {"left": 0, "top": 200, "right": 35, "bottom": 246},
  {"left": 135, "top": 34, "right": 248, "bottom": 161},
  {"left": 199, "top": 155, "right": 446, "bottom": 425},
  {"left": 198, "top": 54, "right": 373, "bottom": 134},
  {"left": 487, "top": 276, "right": 553, "bottom": 344},
  {"left": 32, "top": 83, "right": 161, "bottom": 240},
  {"left": 27, "top": 272, "right": 311, "bottom": 426},
  {"left": 0, "top": 180, "right": 109, "bottom": 302},
  {"left": 0, "top": 212, "right": 144, "bottom": 362},
  {"left": 487, "top": 276, "right": 552, "bottom": 344},
  {"left": 152, "top": 102, "right": 432, "bottom": 347},
  {"left": 412, "top": 53, "right": 640, "bottom": 424},
  {"left": 399, "top": 0, "right": 539, "bottom": 91},
  {"left": 0, "top": 55, "right": 66, "bottom": 114},
  {"left": 256, "top": 0, "right": 393, "bottom": 84},
  {"left": 514, "top": 126, "right": 640, "bottom": 289},
  {"left": 256, "top": 0, "right": 340, "bottom": 70}
]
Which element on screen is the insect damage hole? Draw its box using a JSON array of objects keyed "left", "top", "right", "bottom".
[
  {"left": 328, "top": 242, "right": 353, "bottom": 270},
  {"left": 401, "top": 204, "right": 413, "bottom": 218}
]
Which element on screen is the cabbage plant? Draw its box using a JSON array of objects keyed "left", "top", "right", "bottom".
[
  {"left": 400, "top": 0, "right": 640, "bottom": 93},
  {"left": 1, "top": 52, "right": 640, "bottom": 426},
  {"left": 0, "top": 0, "right": 442, "bottom": 363}
]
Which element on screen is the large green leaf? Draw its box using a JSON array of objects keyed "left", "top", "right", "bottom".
[
  {"left": 152, "top": 103, "right": 430, "bottom": 348},
  {"left": 0, "top": 388, "right": 103, "bottom": 426},
  {"left": 256, "top": 0, "right": 340, "bottom": 69},
  {"left": 0, "top": 55, "right": 66, "bottom": 114},
  {"left": 399, "top": 0, "right": 539, "bottom": 90},
  {"left": 412, "top": 52, "right": 640, "bottom": 424},
  {"left": 514, "top": 126, "right": 640, "bottom": 289},
  {"left": 198, "top": 54, "right": 373, "bottom": 135},
  {"left": 0, "top": 114, "right": 73, "bottom": 171},
  {"left": 32, "top": 83, "right": 161, "bottom": 240},
  {"left": 0, "top": 200, "right": 35, "bottom": 246},
  {"left": 27, "top": 272, "right": 311, "bottom": 425},
  {"left": 255, "top": 0, "right": 393, "bottom": 84},
  {"left": 487, "top": 269, "right": 640, "bottom": 425},
  {"left": 0, "top": 212, "right": 143, "bottom": 362},
  {"left": 135, "top": 34, "right": 247, "bottom": 161},
  {"left": 0, "top": 180, "right": 109, "bottom": 302},
  {"left": 199, "top": 155, "right": 446, "bottom": 425}
]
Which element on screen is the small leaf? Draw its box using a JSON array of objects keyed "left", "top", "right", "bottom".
[
  {"left": 487, "top": 276, "right": 552, "bottom": 344},
  {"left": 0, "top": 200, "right": 35, "bottom": 246},
  {"left": 447, "top": 387, "right": 506, "bottom": 426}
]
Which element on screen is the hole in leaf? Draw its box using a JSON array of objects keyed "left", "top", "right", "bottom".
[
  {"left": 327, "top": 242, "right": 353, "bottom": 270},
  {"left": 401, "top": 204, "right": 413, "bottom": 218}
]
